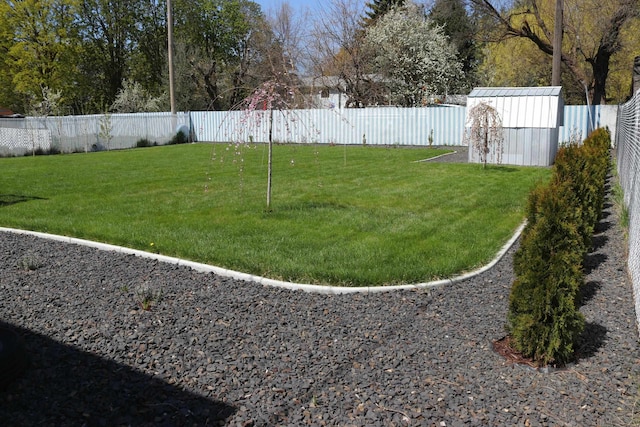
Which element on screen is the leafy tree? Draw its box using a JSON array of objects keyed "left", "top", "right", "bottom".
[
  {"left": 172, "top": 0, "right": 264, "bottom": 110},
  {"left": 77, "top": 0, "right": 157, "bottom": 111},
  {"left": 110, "top": 79, "right": 165, "bottom": 113},
  {"left": 128, "top": 3, "right": 169, "bottom": 99},
  {"left": 478, "top": 34, "right": 560, "bottom": 94},
  {"left": 364, "top": 3, "right": 463, "bottom": 106},
  {"left": 0, "top": 2, "right": 21, "bottom": 111},
  {"left": 429, "top": 0, "right": 480, "bottom": 92},
  {"left": 471, "top": 0, "right": 640, "bottom": 104},
  {"left": 1, "top": 0, "right": 83, "bottom": 113}
]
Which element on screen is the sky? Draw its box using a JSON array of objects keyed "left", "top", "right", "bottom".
[
  {"left": 254, "top": 0, "right": 365, "bottom": 16},
  {"left": 254, "top": 0, "right": 324, "bottom": 14}
]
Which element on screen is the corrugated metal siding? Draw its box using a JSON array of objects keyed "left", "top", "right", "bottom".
[
  {"left": 0, "top": 106, "right": 616, "bottom": 155},
  {"left": 467, "top": 128, "right": 557, "bottom": 166},
  {"left": 191, "top": 106, "right": 467, "bottom": 146},
  {"left": 466, "top": 95, "right": 562, "bottom": 128}
]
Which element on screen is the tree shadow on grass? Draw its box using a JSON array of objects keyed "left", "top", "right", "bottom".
[
  {"left": 0, "top": 194, "right": 46, "bottom": 207},
  {"left": 0, "top": 321, "right": 235, "bottom": 426}
]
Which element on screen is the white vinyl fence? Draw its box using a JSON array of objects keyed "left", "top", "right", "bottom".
[
  {"left": 616, "top": 89, "right": 640, "bottom": 333},
  {"left": 0, "top": 105, "right": 618, "bottom": 156}
]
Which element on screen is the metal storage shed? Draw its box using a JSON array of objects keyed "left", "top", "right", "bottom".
[{"left": 466, "top": 86, "right": 564, "bottom": 166}]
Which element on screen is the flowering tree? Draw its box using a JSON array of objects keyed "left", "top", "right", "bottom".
[
  {"left": 232, "top": 78, "right": 316, "bottom": 211},
  {"left": 363, "top": 3, "right": 463, "bottom": 106},
  {"left": 465, "top": 101, "right": 504, "bottom": 168},
  {"left": 110, "top": 79, "right": 164, "bottom": 113}
]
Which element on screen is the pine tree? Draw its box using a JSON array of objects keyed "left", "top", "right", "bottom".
[
  {"left": 362, "top": 0, "right": 407, "bottom": 27},
  {"left": 429, "top": 0, "right": 479, "bottom": 92}
]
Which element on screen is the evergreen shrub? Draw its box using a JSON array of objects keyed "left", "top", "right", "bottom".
[
  {"left": 508, "top": 180, "right": 585, "bottom": 365},
  {"left": 507, "top": 128, "right": 612, "bottom": 366}
]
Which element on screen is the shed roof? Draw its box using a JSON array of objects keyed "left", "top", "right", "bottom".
[{"left": 468, "top": 86, "right": 562, "bottom": 98}]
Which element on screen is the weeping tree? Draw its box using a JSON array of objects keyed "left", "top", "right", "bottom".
[
  {"left": 465, "top": 101, "right": 504, "bottom": 168},
  {"left": 234, "top": 77, "right": 314, "bottom": 211}
]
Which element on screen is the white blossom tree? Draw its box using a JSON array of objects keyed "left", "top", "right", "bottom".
[
  {"left": 363, "top": 2, "right": 464, "bottom": 106},
  {"left": 110, "top": 79, "right": 165, "bottom": 113}
]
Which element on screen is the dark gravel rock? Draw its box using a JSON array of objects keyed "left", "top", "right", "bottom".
[{"left": 0, "top": 177, "right": 638, "bottom": 426}]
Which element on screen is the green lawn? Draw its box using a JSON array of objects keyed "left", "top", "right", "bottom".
[{"left": 0, "top": 143, "right": 550, "bottom": 286}]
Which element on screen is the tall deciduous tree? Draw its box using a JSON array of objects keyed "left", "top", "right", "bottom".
[
  {"left": 78, "top": 0, "right": 152, "bottom": 109},
  {"left": 172, "top": 0, "right": 264, "bottom": 110},
  {"left": 1, "top": 0, "right": 83, "bottom": 113},
  {"left": 364, "top": 3, "right": 463, "bottom": 106},
  {"left": 471, "top": 0, "right": 640, "bottom": 104},
  {"left": 310, "top": 0, "right": 386, "bottom": 107}
]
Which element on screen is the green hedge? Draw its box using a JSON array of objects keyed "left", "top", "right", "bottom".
[{"left": 507, "top": 128, "right": 611, "bottom": 366}]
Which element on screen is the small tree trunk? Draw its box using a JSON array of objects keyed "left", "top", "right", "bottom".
[
  {"left": 266, "top": 109, "right": 273, "bottom": 210},
  {"left": 483, "top": 116, "right": 489, "bottom": 169}
]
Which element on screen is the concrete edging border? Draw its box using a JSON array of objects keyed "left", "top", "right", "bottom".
[{"left": 0, "top": 223, "right": 524, "bottom": 294}]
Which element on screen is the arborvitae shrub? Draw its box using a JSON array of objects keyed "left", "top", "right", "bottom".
[
  {"left": 582, "top": 128, "right": 611, "bottom": 220},
  {"left": 553, "top": 144, "right": 593, "bottom": 255},
  {"left": 507, "top": 128, "right": 611, "bottom": 366},
  {"left": 508, "top": 180, "right": 585, "bottom": 366}
]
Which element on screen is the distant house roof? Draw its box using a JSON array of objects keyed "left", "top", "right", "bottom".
[
  {"left": 469, "top": 86, "right": 562, "bottom": 98},
  {"left": 0, "top": 107, "right": 23, "bottom": 118},
  {"left": 299, "top": 75, "right": 345, "bottom": 90}
]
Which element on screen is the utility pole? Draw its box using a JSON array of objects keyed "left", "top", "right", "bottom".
[
  {"left": 167, "top": 0, "right": 176, "bottom": 114},
  {"left": 551, "top": 0, "right": 563, "bottom": 86}
]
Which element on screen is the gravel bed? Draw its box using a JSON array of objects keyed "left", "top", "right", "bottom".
[{"left": 1, "top": 176, "right": 638, "bottom": 426}]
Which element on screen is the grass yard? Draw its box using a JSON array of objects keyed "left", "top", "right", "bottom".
[{"left": 0, "top": 143, "right": 550, "bottom": 286}]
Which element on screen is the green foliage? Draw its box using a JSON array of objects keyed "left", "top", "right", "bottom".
[
  {"left": 473, "top": 0, "right": 640, "bottom": 104},
  {"left": 508, "top": 128, "right": 612, "bottom": 366},
  {"left": 429, "top": 0, "right": 480, "bottom": 92},
  {"left": 363, "top": 0, "right": 406, "bottom": 26},
  {"left": 134, "top": 285, "right": 162, "bottom": 311},
  {"left": 509, "top": 180, "right": 585, "bottom": 365},
  {"left": 0, "top": 0, "right": 270, "bottom": 113},
  {"left": 172, "top": 0, "right": 266, "bottom": 110},
  {"left": 2, "top": 0, "right": 83, "bottom": 113},
  {"left": 553, "top": 128, "right": 611, "bottom": 254},
  {"left": 136, "top": 138, "right": 153, "bottom": 148},
  {"left": 611, "top": 165, "right": 630, "bottom": 237},
  {"left": 168, "top": 131, "right": 189, "bottom": 145}
]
